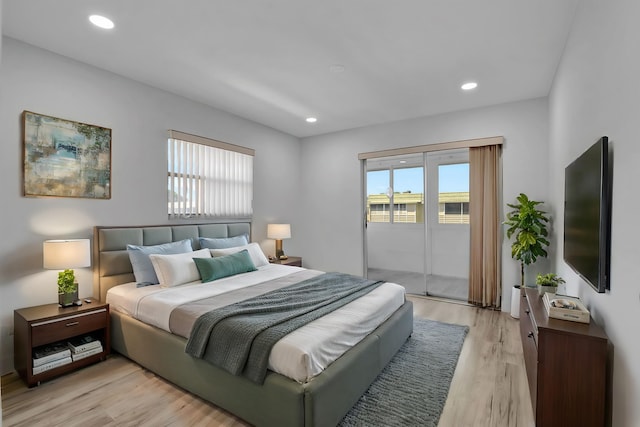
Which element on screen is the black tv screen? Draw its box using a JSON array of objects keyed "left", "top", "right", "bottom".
[{"left": 563, "top": 136, "right": 611, "bottom": 293}]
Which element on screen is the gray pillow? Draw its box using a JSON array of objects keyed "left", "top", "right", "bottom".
[
  {"left": 127, "top": 239, "right": 192, "bottom": 284},
  {"left": 194, "top": 249, "right": 257, "bottom": 282},
  {"left": 198, "top": 234, "right": 249, "bottom": 249}
]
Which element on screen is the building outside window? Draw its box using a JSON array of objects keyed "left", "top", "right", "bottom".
[
  {"left": 438, "top": 192, "right": 470, "bottom": 224},
  {"left": 367, "top": 191, "right": 469, "bottom": 224}
]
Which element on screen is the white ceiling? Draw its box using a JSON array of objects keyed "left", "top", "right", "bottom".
[{"left": 2, "top": 0, "right": 579, "bottom": 138}]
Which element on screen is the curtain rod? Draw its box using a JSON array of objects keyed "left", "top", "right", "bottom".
[
  {"left": 169, "top": 130, "right": 255, "bottom": 156},
  {"left": 358, "top": 136, "right": 503, "bottom": 160}
]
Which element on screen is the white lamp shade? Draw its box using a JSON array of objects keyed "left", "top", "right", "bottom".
[
  {"left": 267, "top": 224, "right": 291, "bottom": 240},
  {"left": 43, "top": 239, "right": 91, "bottom": 269}
]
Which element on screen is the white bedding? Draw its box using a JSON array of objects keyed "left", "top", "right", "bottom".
[{"left": 106, "top": 264, "right": 405, "bottom": 383}]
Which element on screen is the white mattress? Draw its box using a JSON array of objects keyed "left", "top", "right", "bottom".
[{"left": 106, "top": 264, "right": 405, "bottom": 383}]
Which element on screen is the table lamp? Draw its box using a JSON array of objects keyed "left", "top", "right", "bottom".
[
  {"left": 267, "top": 224, "right": 291, "bottom": 260},
  {"left": 43, "top": 239, "right": 91, "bottom": 306}
]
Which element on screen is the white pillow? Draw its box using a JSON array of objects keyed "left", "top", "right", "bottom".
[
  {"left": 149, "top": 248, "right": 211, "bottom": 287},
  {"left": 127, "top": 239, "right": 193, "bottom": 284},
  {"left": 210, "top": 242, "right": 270, "bottom": 267}
]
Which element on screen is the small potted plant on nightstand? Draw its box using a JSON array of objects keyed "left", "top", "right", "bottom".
[
  {"left": 535, "top": 273, "right": 565, "bottom": 297},
  {"left": 58, "top": 269, "right": 79, "bottom": 307}
]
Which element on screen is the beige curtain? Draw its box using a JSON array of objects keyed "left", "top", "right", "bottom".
[{"left": 468, "top": 145, "right": 502, "bottom": 308}]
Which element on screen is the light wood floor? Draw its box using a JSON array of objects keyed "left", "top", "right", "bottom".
[{"left": 1, "top": 296, "right": 534, "bottom": 427}]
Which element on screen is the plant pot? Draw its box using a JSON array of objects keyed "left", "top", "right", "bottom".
[
  {"left": 58, "top": 290, "right": 78, "bottom": 307},
  {"left": 510, "top": 286, "right": 521, "bottom": 319},
  {"left": 537, "top": 285, "right": 557, "bottom": 298}
]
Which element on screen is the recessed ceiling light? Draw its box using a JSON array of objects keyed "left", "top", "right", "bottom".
[
  {"left": 399, "top": 160, "right": 407, "bottom": 164},
  {"left": 461, "top": 82, "right": 478, "bottom": 91},
  {"left": 329, "top": 64, "right": 346, "bottom": 73},
  {"left": 89, "top": 15, "right": 115, "bottom": 30},
  {"left": 305, "top": 117, "right": 318, "bottom": 123}
]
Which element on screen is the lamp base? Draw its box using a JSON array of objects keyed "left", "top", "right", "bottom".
[{"left": 275, "top": 239, "right": 287, "bottom": 260}]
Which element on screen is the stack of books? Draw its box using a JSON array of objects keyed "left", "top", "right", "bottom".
[
  {"left": 33, "top": 342, "right": 72, "bottom": 375},
  {"left": 67, "top": 335, "right": 103, "bottom": 361}
]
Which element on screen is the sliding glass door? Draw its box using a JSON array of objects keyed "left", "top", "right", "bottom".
[
  {"left": 364, "top": 149, "right": 470, "bottom": 300},
  {"left": 365, "top": 154, "right": 426, "bottom": 294},
  {"left": 423, "top": 149, "right": 470, "bottom": 300}
]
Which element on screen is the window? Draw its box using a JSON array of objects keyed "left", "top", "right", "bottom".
[
  {"left": 366, "top": 170, "right": 391, "bottom": 223},
  {"left": 438, "top": 163, "right": 469, "bottom": 224},
  {"left": 366, "top": 166, "right": 424, "bottom": 224},
  {"left": 444, "top": 202, "right": 469, "bottom": 214},
  {"left": 167, "top": 130, "right": 254, "bottom": 219}
]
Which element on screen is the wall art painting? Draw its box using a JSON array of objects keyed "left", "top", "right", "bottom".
[{"left": 23, "top": 111, "right": 111, "bottom": 199}]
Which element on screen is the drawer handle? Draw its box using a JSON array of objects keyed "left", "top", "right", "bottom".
[
  {"left": 66, "top": 321, "right": 79, "bottom": 327},
  {"left": 528, "top": 332, "right": 534, "bottom": 338}
]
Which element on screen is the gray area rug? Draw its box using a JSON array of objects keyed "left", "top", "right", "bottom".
[{"left": 339, "top": 318, "right": 469, "bottom": 427}]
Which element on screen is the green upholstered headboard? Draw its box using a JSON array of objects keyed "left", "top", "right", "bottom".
[{"left": 93, "top": 222, "right": 251, "bottom": 302}]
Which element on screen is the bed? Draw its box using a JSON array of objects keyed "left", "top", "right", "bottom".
[{"left": 93, "top": 222, "right": 413, "bottom": 427}]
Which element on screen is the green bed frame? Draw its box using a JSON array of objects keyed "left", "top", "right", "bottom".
[{"left": 94, "top": 223, "right": 413, "bottom": 427}]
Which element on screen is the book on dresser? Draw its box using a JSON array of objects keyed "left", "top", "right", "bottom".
[
  {"left": 32, "top": 356, "right": 72, "bottom": 375},
  {"left": 70, "top": 345, "right": 104, "bottom": 362},
  {"left": 33, "top": 342, "right": 72, "bottom": 368},
  {"left": 67, "top": 335, "right": 102, "bottom": 353}
]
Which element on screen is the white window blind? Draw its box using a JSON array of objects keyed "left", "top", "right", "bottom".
[{"left": 168, "top": 130, "right": 254, "bottom": 219}]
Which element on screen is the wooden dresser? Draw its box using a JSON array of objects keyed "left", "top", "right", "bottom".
[{"left": 520, "top": 287, "right": 608, "bottom": 427}]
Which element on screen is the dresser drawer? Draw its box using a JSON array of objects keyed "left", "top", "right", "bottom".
[
  {"left": 519, "top": 295, "right": 538, "bottom": 347},
  {"left": 31, "top": 308, "right": 108, "bottom": 347}
]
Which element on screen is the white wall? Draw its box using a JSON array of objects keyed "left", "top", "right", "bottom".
[
  {"left": 0, "top": 37, "right": 302, "bottom": 375},
  {"left": 299, "top": 97, "right": 550, "bottom": 308},
  {"left": 549, "top": 1, "right": 640, "bottom": 425}
]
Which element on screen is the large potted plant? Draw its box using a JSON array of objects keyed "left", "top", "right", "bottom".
[
  {"left": 505, "top": 193, "right": 550, "bottom": 287},
  {"left": 504, "top": 193, "right": 550, "bottom": 318},
  {"left": 58, "top": 269, "right": 78, "bottom": 307}
]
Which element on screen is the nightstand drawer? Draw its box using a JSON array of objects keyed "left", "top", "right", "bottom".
[{"left": 31, "top": 309, "right": 108, "bottom": 347}]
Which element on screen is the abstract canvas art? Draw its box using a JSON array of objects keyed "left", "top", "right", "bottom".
[{"left": 23, "top": 111, "right": 111, "bottom": 199}]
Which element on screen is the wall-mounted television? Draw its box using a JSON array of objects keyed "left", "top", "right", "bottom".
[{"left": 563, "top": 136, "right": 612, "bottom": 293}]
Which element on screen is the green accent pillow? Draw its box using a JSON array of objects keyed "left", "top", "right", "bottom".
[{"left": 193, "top": 249, "right": 257, "bottom": 282}]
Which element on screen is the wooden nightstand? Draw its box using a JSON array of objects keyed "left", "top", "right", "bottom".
[
  {"left": 14, "top": 298, "right": 110, "bottom": 387},
  {"left": 270, "top": 256, "right": 302, "bottom": 267}
]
